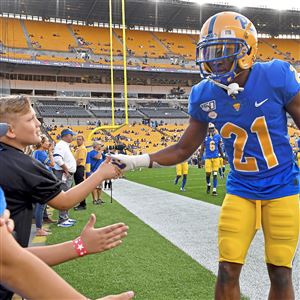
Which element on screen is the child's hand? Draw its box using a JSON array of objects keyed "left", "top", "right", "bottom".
[{"left": 96, "top": 157, "right": 122, "bottom": 180}]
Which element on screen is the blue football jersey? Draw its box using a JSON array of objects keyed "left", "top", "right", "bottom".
[
  {"left": 188, "top": 60, "right": 300, "bottom": 200},
  {"left": 204, "top": 134, "right": 221, "bottom": 159}
]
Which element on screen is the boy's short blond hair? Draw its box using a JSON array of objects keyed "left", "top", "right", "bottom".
[{"left": 0, "top": 95, "right": 31, "bottom": 123}]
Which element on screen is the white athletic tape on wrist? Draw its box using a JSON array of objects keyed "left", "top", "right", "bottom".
[{"left": 109, "top": 153, "right": 150, "bottom": 171}]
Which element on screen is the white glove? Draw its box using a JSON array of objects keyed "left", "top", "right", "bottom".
[{"left": 109, "top": 154, "right": 150, "bottom": 171}]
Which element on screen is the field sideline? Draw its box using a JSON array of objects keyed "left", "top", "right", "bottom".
[
  {"left": 48, "top": 195, "right": 217, "bottom": 299},
  {"left": 47, "top": 166, "right": 243, "bottom": 299},
  {"left": 125, "top": 166, "right": 227, "bottom": 206}
]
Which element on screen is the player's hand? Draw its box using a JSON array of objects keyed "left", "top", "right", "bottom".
[
  {"left": 96, "top": 291, "right": 135, "bottom": 300},
  {"left": 109, "top": 153, "right": 150, "bottom": 171},
  {"left": 80, "top": 214, "right": 128, "bottom": 254},
  {"left": 96, "top": 157, "right": 122, "bottom": 180},
  {"left": 0, "top": 209, "right": 15, "bottom": 233}
]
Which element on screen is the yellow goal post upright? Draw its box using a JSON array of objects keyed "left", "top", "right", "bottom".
[{"left": 88, "top": 0, "right": 128, "bottom": 142}]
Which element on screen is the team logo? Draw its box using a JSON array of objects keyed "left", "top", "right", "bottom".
[
  {"left": 208, "top": 111, "right": 218, "bottom": 119},
  {"left": 233, "top": 103, "right": 241, "bottom": 111},
  {"left": 255, "top": 98, "right": 268, "bottom": 107},
  {"left": 200, "top": 100, "right": 216, "bottom": 112}
]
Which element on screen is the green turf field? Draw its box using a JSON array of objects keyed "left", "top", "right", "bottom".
[
  {"left": 125, "top": 166, "right": 227, "bottom": 206},
  {"left": 48, "top": 192, "right": 216, "bottom": 300}
]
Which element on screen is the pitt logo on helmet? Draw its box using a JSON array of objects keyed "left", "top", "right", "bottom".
[{"left": 196, "top": 11, "right": 258, "bottom": 85}]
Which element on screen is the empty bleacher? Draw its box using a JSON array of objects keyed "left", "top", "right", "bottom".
[
  {"left": 0, "top": 51, "right": 32, "bottom": 60},
  {"left": 139, "top": 108, "right": 188, "bottom": 118},
  {"left": 36, "top": 105, "right": 90, "bottom": 118},
  {"left": 0, "top": 17, "right": 299, "bottom": 71},
  {"left": 0, "top": 18, "right": 28, "bottom": 48},
  {"left": 38, "top": 100, "right": 77, "bottom": 106},
  {"left": 270, "top": 39, "right": 300, "bottom": 62},
  {"left": 25, "top": 20, "right": 77, "bottom": 51},
  {"left": 115, "top": 29, "right": 166, "bottom": 58},
  {"left": 90, "top": 109, "right": 144, "bottom": 118},
  {"left": 72, "top": 25, "right": 123, "bottom": 56},
  {"left": 90, "top": 101, "right": 125, "bottom": 108},
  {"left": 154, "top": 32, "right": 196, "bottom": 60}
]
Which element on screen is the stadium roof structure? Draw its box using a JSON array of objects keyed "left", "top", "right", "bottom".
[{"left": 0, "top": 0, "right": 299, "bottom": 36}]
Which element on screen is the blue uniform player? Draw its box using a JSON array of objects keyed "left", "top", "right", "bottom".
[
  {"left": 199, "top": 123, "right": 223, "bottom": 195},
  {"left": 218, "top": 140, "right": 226, "bottom": 179},
  {"left": 111, "top": 11, "right": 300, "bottom": 300}
]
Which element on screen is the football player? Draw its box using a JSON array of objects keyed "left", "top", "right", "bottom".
[
  {"left": 110, "top": 11, "right": 300, "bottom": 299},
  {"left": 174, "top": 161, "right": 189, "bottom": 192},
  {"left": 199, "top": 123, "right": 223, "bottom": 196}
]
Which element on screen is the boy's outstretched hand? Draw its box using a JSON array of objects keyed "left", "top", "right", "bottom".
[{"left": 80, "top": 214, "right": 128, "bottom": 254}]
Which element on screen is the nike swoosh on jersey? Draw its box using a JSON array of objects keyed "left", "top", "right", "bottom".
[{"left": 255, "top": 98, "right": 269, "bottom": 107}]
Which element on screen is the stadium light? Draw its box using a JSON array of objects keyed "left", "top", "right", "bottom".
[{"left": 194, "top": 0, "right": 208, "bottom": 5}]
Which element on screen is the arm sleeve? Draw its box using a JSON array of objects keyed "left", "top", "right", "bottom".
[
  {"left": 25, "top": 159, "right": 63, "bottom": 204},
  {"left": 37, "top": 151, "right": 50, "bottom": 166},
  {"left": 283, "top": 63, "right": 300, "bottom": 105},
  {"left": 270, "top": 61, "right": 300, "bottom": 106},
  {"left": 188, "top": 85, "right": 208, "bottom": 122}
]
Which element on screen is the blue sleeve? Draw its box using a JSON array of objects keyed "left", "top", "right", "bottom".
[
  {"left": 0, "top": 187, "right": 6, "bottom": 216},
  {"left": 283, "top": 63, "right": 300, "bottom": 105},
  {"left": 40, "top": 151, "right": 50, "bottom": 165},
  {"left": 188, "top": 84, "right": 209, "bottom": 123},
  {"left": 91, "top": 150, "right": 98, "bottom": 160},
  {"left": 269, "top": 60, "right": 300, "bottom": 106}
]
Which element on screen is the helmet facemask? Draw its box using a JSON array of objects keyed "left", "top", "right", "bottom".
[{"left": 196, "top": 37, "right": 250, "bottom": 84}]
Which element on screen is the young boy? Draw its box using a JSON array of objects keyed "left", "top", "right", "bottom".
[{"left": 0, "top": 96, "right": 123, "bottom": 298}]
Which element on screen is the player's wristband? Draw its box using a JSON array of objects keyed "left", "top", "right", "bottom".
[{"left": 72, "top": 236, "right": 88, "bottom": 257}]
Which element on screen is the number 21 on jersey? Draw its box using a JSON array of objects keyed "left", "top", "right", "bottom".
[{"left": 220, "top": 116, "right": 279, "bottom": 172}]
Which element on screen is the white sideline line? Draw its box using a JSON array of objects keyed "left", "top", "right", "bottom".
[{"left": 105, "top": 179, "right": 299, "bottom": 300}]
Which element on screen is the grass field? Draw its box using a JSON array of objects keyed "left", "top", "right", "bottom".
[
  {"left": 48, "top": 192, "right": 216, "bottom": 299},
  {"left": 125, "top": 166, "right": 227, "bottom": 207},
  {"left": 47, "top": 166, "right": 231, "bottom": 299}
]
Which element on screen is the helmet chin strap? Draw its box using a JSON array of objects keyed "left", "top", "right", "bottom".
[{"left": 208, "top": 78, "right": 244, "bottom": 96}]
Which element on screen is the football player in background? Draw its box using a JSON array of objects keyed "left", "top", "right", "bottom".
[
  {"left": 110, "top": 11, "right": 300, "bottom": 300},
  {"left": 218, "top": 141, "right": 226, "bottom": 179},
  {"left": 199, "top": 123, "right": 223, "bottom": 196},
  {"left": 174, "top": 161, "right": 189, "bottom": 191}
]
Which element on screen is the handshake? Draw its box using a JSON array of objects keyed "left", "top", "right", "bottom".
[{"left": 109, "top": 154, "right": 151, "bottom": 171}]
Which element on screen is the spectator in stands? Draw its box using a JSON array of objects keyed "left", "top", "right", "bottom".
[
  {"left": 109, "top": 11, "right": 300, "bottom": 300},
  {"left": 53, "top": 128, "right": 77, "bottom": 227},
  {"left": 32, "top": 135, "right": 55, "bottom": 236},
  {"left": 74, "top": 135, "right": 88, "bottom": 211},
  {"left": 86, "top": 141, "right": 106, "bottom": 205}
]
